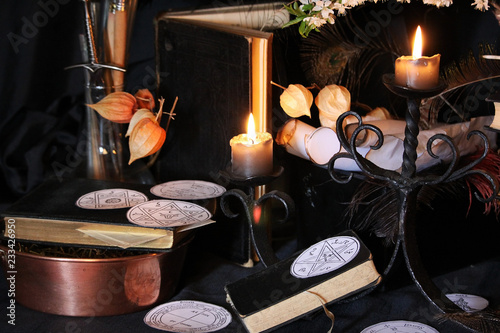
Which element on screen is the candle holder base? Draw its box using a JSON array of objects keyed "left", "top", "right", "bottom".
[
  {"left": 382, "top": 74, "right": 446, "bottom": 98},
  {"left": 220, "top": 165, "right": 284, "bottom": 187},
  {"left": 219, "top": 165, "right": 294, "bottom": 267}
]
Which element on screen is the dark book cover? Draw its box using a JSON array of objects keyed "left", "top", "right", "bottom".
[
  {"left": 0, "top": 177, "right": 206, "bottom": 251},
  {"left": 1, "top": 177, "right": 159, "bottom": 226},
  {"left": 154, "top": 15, "right": 273, "bottom": 265},
  {"left": 225, "top": 230, "right": 379, "bottom": 319},
  {"left": 155, "top": 16, "right": 272, "bottom": 182}
]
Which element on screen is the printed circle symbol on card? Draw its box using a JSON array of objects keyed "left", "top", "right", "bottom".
[
  {"left": 144, "top": 300, "right": 232, "bottom": 333},
  {"left": 76, "top": 188, "right": 148, "bottom": 209},
  {"left": 446, "top": 293, "right": 489, "bottom": 313},
  {"left": 291, "top": 236, "right": 360, "bottom": 278},
  {"left": 151, "top": 180, "right": 226, "bottom": 200},
  {"left": 127, "top": 200, "right": 212, "bottom": 227},
  {"left": 360, "top": 320, "right": 439, "bottom": 333}
]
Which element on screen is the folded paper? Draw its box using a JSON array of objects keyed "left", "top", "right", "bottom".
[{"left": 77, "top": 228, "right": 167, "bottom": 249}]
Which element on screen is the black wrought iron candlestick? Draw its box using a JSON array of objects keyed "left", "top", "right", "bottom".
[
  {"left": 329, "top": 74, "right": 498, "bottom": 332},
  {"left": 219, "top": 166, "right": 295, "bottom": 267}
]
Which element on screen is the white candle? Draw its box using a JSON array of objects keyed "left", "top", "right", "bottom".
[
  {"left": 395, "top": 26, "right": 440, "bottom": 90},
  {"left": 230, "top": 113, "right": 273, "bottom": 178}
]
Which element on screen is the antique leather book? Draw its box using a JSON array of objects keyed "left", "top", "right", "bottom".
[
  {"left": 1, "top": 177, "right": 202, "bottom": 251},
  {"left": 154, "top": 6, "right": 276, "bottom": 181},
  {"left": 153, "top": 4, "right": 285, "bottom": 265},
  {"left": 225, "top": 230, "right": 381, "bottom": 332}
]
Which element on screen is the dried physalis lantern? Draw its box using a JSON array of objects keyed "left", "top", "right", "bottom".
[
  {"left": 86, "top": 91, "right": 136, "bottom": 123},
  {"left": 127, "top": 108, "right": 165, "bottom": 165},
  {"left": 125, "top": 109, "right": 157, "bottom": 138},
  {"left": 279, "top": 84, "right": 313, "bottom": 118},
  {"left": 315, "top": 84, "right": 351, "bottom": 131},
  {"left": 128, "top": 118, "right": 166, "bottom": 164},
  {"left": 127, "top": 98, "right": 172, "bottom": 165},
  {"left": 135, "top": 89, "right": 155, "bottom": 110},
  {"left": 363, "top": 107, "right": 391, "bottom": 122}
]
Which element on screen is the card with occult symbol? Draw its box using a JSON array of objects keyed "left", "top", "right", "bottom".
[
  {"left": 126, "top": 200, "right": 212, "bottom": 227},
  {"left": 144, "top": 300, "right": 232, "bottom": 333},
  {"left": 446, "top": 293, "right": 489, "bottom": 313},
  {"left": 150, "top": 180, "right": 226, "bottom": 200},
  {"left": 361, "top": 320, "right": 439, "bottom": 333},
  {"left": 76, "top": 188, "right": 148, "bottom": 210},
  {"left": 290, "top": 235, "right": 360, "bottom": 279}
]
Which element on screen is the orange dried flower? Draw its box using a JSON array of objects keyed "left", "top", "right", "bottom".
[
  {"left": 134, "top": 89, "right": 155, "bottom": 110},
  {"left": 127, "top": 108, "right": 165, "bottom": 164},
  {"left": 87, "top": 91, "right": 136, "bottom": 123}
]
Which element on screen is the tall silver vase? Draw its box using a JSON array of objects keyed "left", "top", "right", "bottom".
[{"left": 79, "top": 0, "right": 153, "bottom": 183}]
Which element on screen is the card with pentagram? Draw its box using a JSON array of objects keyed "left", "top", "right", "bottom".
[
  {"left": 290, "top": 235, "right": 360, "bottom": 279},
  {"left": 126, "top": 199, "right": 212, "bottom": 228}
]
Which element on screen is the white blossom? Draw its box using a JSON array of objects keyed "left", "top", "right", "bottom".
[
  {"left": 422, "top": 0, "right": 452, "bottom": 8},
  {"left": 312, "top": 1, "right": 334, "bottom": 17},
  {"left": 471, "top": 0, "right": 489, "bottom": 10},
  {"left": 291, "top": 0, "right": 491, "bottom": 36},
  {"left": 304, "top": 15, "right": 328, "bottom": 28},
  {"left": 345, "top": 0, "right": 364, "bottom": 6}
]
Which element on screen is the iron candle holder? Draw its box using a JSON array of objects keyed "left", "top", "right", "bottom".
[
  {"left": 219, "top": 165, "right": 295, "bottom": 267},
  {"left": 328, "top": 73, "right": 498, "bottom": 332}
]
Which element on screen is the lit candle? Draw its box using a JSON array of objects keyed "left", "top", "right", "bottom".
[
  {"left": 395, "top": 26, "right": 440, "bottom": 90},
  {"left": 230, "top": 113, "right": 273, "bottom": 178}
]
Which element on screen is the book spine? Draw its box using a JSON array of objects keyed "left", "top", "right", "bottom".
[{"left": 237, "top": 260, "right": 380, "bottom": 332}]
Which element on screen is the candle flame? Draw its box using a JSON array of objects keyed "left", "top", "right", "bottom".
[
  {"left": 412, "top": 26, "right": 422, "bottom": 58},
  {"left": 247, "top": 113, "right": 256, "bottom": 141}
]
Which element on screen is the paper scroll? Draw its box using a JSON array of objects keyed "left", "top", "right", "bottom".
[{"left": 276, "top": 116, "right": 496, "bottom": 173}]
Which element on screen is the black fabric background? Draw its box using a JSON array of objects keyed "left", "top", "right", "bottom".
[
  {"left": 1, "top": 0, "right": 499, "bottom": 204},
  {"left": 1, "top": 1, "right": 500, "bottom": 332},
  {"left": 0, "top": 0, "right": 205, "bottom": 205}
]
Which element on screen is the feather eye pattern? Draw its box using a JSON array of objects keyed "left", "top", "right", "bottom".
[{"left": 298, "top": 7, "right": 409, "bottom": 117}]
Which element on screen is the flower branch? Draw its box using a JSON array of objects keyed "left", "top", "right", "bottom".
[{"left": 283, "top": 0, "right": 490, "bottom": 37}]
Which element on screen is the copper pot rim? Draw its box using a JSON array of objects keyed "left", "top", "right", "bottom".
[
  {"left": 0, "top": 236, "right": 191, "bottom": 264},
  {"left": 0, "top": 245, "right": 165, "bottom": 263}
]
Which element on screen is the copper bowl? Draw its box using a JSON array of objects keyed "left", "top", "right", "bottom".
[{"left": 0, "top": 239, "right": 190, "bottom": 317}]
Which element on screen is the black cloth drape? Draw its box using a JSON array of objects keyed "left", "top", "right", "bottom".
[
  {"left": 0, "top": 0, "right": 206, "bottom": 206},
  {"left": 1, "top": 0, "right": 499, "bottom": 205}
]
